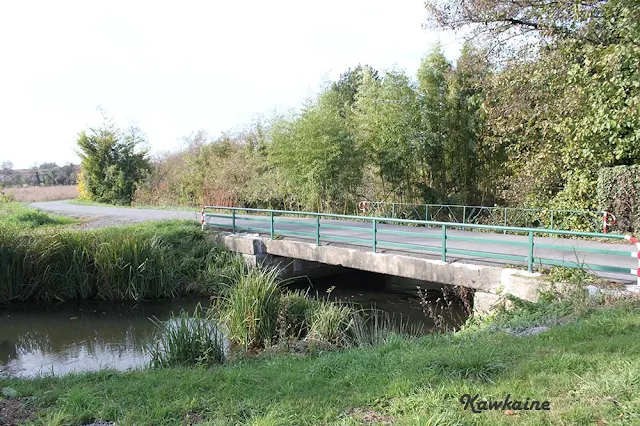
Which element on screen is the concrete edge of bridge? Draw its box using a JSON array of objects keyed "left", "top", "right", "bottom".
[{"left": 214, "top": 232, "right": 639, "bottom": 316}]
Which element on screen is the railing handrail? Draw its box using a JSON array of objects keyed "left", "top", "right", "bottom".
[{"left": 203, "top": 206, "right": 625, "bottom": 240}]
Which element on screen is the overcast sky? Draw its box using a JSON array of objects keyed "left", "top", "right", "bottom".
[{"left": 0, "top": 1, "right": 461, "bottom": 169}]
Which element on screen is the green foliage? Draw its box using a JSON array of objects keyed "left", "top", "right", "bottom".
[
  {"left": 0, "top": 209, "right": 239, "bottom": 303},
  {"left": 214, "top": 265, "right": 284, "bottom": 349},
  {"left": 148, "top": 306, "right": 225, "bottom": 368},
  {"left": 269, "top": 90, "right": 365, "bottom": 211},
  {"left": 597, "top": 165, "right": 640, "bottom": 233},
  {"left": 307, "top": 302, "right": 354, "bottom": 345},
  {"left": 77, "top": 120, "right": 151, "bottom": 205}
]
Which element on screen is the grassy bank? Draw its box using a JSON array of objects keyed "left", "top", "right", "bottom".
[
  {"left": 0, "top": 202, "right": 241, "bottom": 303},
  {"left": 0, "top": 202, "right": 77, "bottom": 230},
  {"left": 2, "top": 302, "right": 638, "bottom": 425}
]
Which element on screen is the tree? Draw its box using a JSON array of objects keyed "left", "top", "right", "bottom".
[
  {"left": 0, "top": 161, "right": 13, "bottom": 186},
  {"left": 352, "top": 67, "right": 421, "bottom": 202},
  {"left": 416, "top": 44, "right": 451, "bottom": 200},
  {"left": 269, "top": 89, "right": 365, "bottom": 211},
  {"left": 77, "top": 120, "right": 151, "bottom": 205}
]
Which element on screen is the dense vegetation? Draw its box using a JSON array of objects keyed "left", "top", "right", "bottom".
[
  {"left": 0, "top": 202, "right": 239, "bottom": 303},
  {"left": 129, "top": 0, "right": 640, "bottom": 234},
  {"left": 77, "top": 119, "right": 151, "bottom": 205},
  {"left": 598, "top": 165, "right": 640, "bottom": 233}
]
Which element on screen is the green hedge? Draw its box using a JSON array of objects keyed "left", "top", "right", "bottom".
[{"left": 597, "top": 165, "right": 640, "bottom": 234}]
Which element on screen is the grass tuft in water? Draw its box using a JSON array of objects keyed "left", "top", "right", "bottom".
[
  {"left": 148, "top": 305, "right": 225, "bottom": 368},
  {"left": 214, "top": 265, "right": 284, "bottom": 349}
]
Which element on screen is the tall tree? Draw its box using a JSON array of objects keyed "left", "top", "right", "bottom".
[
  {"left": 269, "top": 90, "right": 364, "bottom": 211},
  {"left": 353, "top": 68, "right": 421, "bottom": 201},
  {"left": 416, "top": 44, "right": 451, "bottom": 200}
]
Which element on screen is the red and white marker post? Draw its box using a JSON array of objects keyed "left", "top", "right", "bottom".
[
  {"left": 625, "top": 235, "right": 640, "bottom": 286},
  {"left": 201, "top": 206, "right": 206, "bottom": 230},
  {"left": 603, "top": 211, "right": 617, "bottom": 233}
]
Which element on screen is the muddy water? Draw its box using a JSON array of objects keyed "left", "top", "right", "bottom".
[{"left": 0, "top": 273, "right": 466, "bottom": 378}]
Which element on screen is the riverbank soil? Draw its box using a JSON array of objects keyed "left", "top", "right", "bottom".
[{"left": 0, "top": 397, "right": 35, "bottom": 425}]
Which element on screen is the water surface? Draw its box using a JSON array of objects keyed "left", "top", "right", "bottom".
[{"left": 1, "top": 272, "right": 465, "bottom": 378}]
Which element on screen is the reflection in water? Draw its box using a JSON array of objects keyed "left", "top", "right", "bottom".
[
  {"left": 0, "top": 298, "right": 208, "bottom": 378},
  {"left": 0, "top": 271, "right": 467, "bottom": 378}
]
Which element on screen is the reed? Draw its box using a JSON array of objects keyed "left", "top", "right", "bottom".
[
  {"left": 214, "top": 266, "right": 283, "bottom": 349},
  {"left": 148, "top": 305, "right": 225, "bottom": 368},
  {"left": 0, "top": 218, "right": 242, "bottom": 303},
  {"left": 307, "top": 301, "right": 354, "bottom": 346}
]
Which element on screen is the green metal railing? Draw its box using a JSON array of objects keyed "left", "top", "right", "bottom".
[
  {"left": 202, "top": 206, "right": 637, "bottom": 279},
  {"left": 356, "top": 202, "right": 613, "bottom": 234}
]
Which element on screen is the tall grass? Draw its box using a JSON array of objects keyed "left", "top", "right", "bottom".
[
  {"left": 0, "top": 218, "right": 245, "bottom": 303},
  {"left": 148, "top": 305, "right": 225, "bottom": 368},
  {"left": 214, "top": 266, "right": 283, "bottom": 349},
  {"left": 211, "top": 265, "right": 417, "bottom": 353},
  {"left": 3, "top": 185, "right": 78, "bottom": 202}
]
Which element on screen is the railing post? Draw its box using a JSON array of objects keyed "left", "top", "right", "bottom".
[
  {"left": 462, "top": 206, "right": 466, "bottom": 224},
  {"left": 550, "top": 210, "right": 554, "bottom": 231},
  {"left": 372, "top": 219, "right": 377, "bottom": 252},
  {"left": 441, "top": 225, "right": 447, "bottom": 262},
  {"left": 232, "top": 209, "right": 236, "bottom": 234},
  {"left": 270, "top": 211, "right": 274, "bottom": 239},
  {"left": 316, "top": 215, "right": 320, "bottom": 246},
  {"left": 528, "top": 231, "right": 534, "bottom": 273},
  {"left": 391, "top": 203, "right": 395, "bottom": 219},
  {"left": 503, "top": 209, "right": 508, "bottom": 235},
  {"left": 425, "top": 205, "right": 429, "bottom": 227}
]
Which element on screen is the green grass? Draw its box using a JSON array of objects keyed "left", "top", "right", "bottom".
[
  {"left": 148, "top": 305, "right": 226, "bottom": 368},
  {"left": 0, "top": 202, "right": 77, "bottom": 230},
  {"left": 4, "top": 304, "right": 639, "bottom": 425},
  {"left": 0, "top": 203, "right": 244, "bottom": 303}
]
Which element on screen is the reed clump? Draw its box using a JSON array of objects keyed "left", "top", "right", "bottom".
[
  {"left": 212, "top": 265, "right": 413, "bottom": 353},
  {"left": 148, "top": 305, "right": 225, "bottom": 368},
  {"left": 0, "top": 219, "right": 243, "bottom": 303}
]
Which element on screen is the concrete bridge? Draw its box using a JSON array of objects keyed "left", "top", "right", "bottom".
[
  {"left": 29, "top": 200, "right": 640, "bottom": 314},
  {"left": 204, "top": 207, "right": 640, "bottom": 313}
]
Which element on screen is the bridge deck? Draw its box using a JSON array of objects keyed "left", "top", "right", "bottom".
[{"left": 205, "top": 213, "right": 637, "bottom": 285}]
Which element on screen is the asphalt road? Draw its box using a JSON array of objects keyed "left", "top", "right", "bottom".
[{"left": 32, "top": 200, "right": 638, "bottom": 284}]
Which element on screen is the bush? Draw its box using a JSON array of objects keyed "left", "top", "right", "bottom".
[
  {"left": 77, "top": 121, "right": 150, "bottom": 205},
  {"left": 597, "top": 165, "right": 640, "bottom": 234}
]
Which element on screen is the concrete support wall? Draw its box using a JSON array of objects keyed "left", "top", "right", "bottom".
[{"left": 220, "top": 233, "right": 549, "bottom": 315}]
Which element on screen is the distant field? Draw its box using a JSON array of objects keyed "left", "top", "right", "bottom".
[{"left": 3, "top": 185, "right": 78, "bottom": 202}]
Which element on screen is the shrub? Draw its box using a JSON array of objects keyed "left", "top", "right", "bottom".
[
  {"left": 597, "top": 165, "right": 640, "bottom": 234},
  {"left": 77, "top": 120, "right": 150, "bottom": 205}
]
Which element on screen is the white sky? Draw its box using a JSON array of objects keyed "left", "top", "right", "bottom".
[{"left": 0, "top": 1, "right": 461, "bottom": 169}]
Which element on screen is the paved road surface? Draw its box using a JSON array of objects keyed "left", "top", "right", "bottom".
[{"left": 32, "top": 200, "right": 637, "bottom": 284}]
